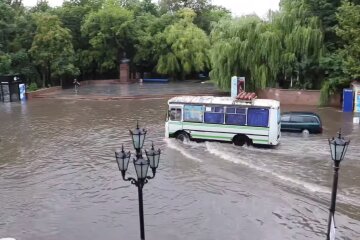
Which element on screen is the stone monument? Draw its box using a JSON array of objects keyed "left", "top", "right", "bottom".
[{"left": 119, "top": 53, "right": 130, "bottom": 83}]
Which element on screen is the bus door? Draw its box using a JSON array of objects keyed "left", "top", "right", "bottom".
[{"left": 167, "top": 105, "right": 183, "bottom": 135}]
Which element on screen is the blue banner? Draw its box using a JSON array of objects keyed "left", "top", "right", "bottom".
[{"left": 19, "top": 84, "right": 26, "bottom": 100}]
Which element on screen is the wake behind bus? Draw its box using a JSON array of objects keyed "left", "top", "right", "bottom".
[{"left": 165, "top": 96, "right": 281, "bottom": 146}]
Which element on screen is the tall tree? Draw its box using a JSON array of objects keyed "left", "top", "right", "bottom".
[
  {"left": 159, "top": 0, "right": 210, "bottom": 13},
  {"left": 30, "top": 14, "right": 78, "bottom": 87},
  {"left": 30, "top": 0, "right": 51, "bottom": 12},
  {"left": 81, "top": 0, "right": 135, "bottom": 73},
  {"left": 194, "top": 5, "right": 231, "bottom": 34},
  {"left": 0, "top": 0, "right": 16, "bottom": 54},
  {"left": 275, "top": 0, "right": 323, "bottom": 89},
  {"left": 210, "top": 1, "right": 323, "bottom": 91},
  {"left": 156, "top": 8, "right": 210, "bottom": 80},
  {"left": 133, "top": 13, "right": 176, "bottom": 74},
  {"left": 0, "top": 0, "right": 37, "bottom": 81},
  {"left": 54, "top": 0, "right": 102, "bottom": 79},
  {"left": 336, "top": 0, "right": 360, "bottom": 79},
  {"left": 210, "top": 16, "right": 279, "bottom": 91}
]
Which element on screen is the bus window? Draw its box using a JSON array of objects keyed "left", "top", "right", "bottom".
[
  {"left": 169, "top": 108, "right": 181, "bottom": 121},
  {"left": 204, "top": 106, "right": 224, "bottom": 124},
  {"left": 225, "top": 107, "right": 246, "bottom": 125},
  {"left": 247, "top": 108, "right": 269, "bottom": 127},
  {"left": 183, "top": 105, "right": 204, "bottom": 122}
]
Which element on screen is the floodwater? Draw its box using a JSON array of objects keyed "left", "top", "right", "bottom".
[
  {"left": 0, "top": 98, "right": 359, "bottom": 240},
  {"left": 58, "top": 81, "right": 223, "bottom": 98}
]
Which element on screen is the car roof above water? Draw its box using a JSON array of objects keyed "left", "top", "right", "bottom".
[
  {"left": 281, "top": 111, "right": 322, "bottom": 122},
  {"left": 281, "top": 111, "right": 320, "bottom": 116}
]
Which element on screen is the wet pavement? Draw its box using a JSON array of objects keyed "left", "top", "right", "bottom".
[{"left": 0, "top": 92, "right": 359, "bottom": 239}]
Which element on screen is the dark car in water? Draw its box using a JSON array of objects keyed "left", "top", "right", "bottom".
[{"left": 281, "top": 112, "right": 323, "bottom": 134}]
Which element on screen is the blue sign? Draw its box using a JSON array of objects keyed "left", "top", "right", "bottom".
[
  {"left": 231, "top": 76, "right": 238, "bottom": 98},
  {"left": 356, "top": 93, "right": 360, "bottom": 112},
  {"left": 19, "top": 83, "right": 26, "bottom": 100},
  {"left": 342, "top": 89, "right": 354, "bottom": 112}
]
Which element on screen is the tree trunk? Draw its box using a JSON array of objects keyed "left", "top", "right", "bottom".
[
  {"left": 296, "top": 72, "right": 300, "bottom": 89},
  {"left": 48, "top": 63, "right": 52, "bottom": 87},
  {"left": 181, "top": 71, "right": 186, "bottom": 81},
  {"left": 42, "top": 71, "right": 46, "bottom": 88}
]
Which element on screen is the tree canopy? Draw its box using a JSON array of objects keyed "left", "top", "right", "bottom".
[
  {"left": 210, "top": 1, "right": 323, "bottom": 92},
  {"left": 336, "top": 0, "right": 360, "bottom": 79},
  {"left": 156, "top": 8, "right": 210, "bottom": 80},
  {"left": 0, "top": 0, "right": 359, "bottom": 104},
  {"left": 30, "top": 13, "right": 78, "bottom": 87},
  {"left": 81, "top": 1, "right": 135, "bottom": 72}
]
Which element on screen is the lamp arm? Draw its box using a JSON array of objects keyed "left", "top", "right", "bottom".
[
  {"left": 127, "top": 177, "right": 138, "bottom": 185},
  {"left": 121, "top": 171, "right": 138, "bottom": 185},
  {"left": 146, "top": 168, "right": 156, "bottom": 180}
]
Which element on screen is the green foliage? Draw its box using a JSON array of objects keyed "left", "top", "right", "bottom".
[
  {"left": 287, "top": 0, "right": 341, "bottom": 51},
  {"left": 336, "top": 0, "right": 360, "bottom": 79},
  {"left": 30, "top": 0, "right": 51, "bottom": 13},
  {"left": 194, "top": 5, "right": 231, "bottom": 34},
  {"left": 133, "top": 14, "right": 167, "bottom": 72},
  {"left": 53, "top": 0, "right": 101, "bottom": 79},
  {"left": 210, "top": 1, "right": 324, "bottom": 91},
  {"left": 1, "top": 0, "right": 360, "bottom": 92},
  {"left": 30, "top": 13, "right": 78, "bottom": 87},
  {"left": 0, "top": 1, "right": 16, "bottom": 53},
  {"left": 121, "top": 0, "right": 159, "bottom": 16},
  {"left": 156, "top": 8, "right": 210, "bottom": 79},
  {"left": 81, "top": 1, "right": 135, "bottom": 72},
  {"left": 27, "top": 82, "right": 39, "bottom": 92},
  {"left": 0, "top": 53, "right": 11, "bottom": 74},
  {"left": 319, "top": 76, "right": 350, "bottom": 105},
  {"left": 318, "top": 0, "right": 360, "bottom": 105},
  {"left": 0, "top": 0, "right": 39, "bottom": 85},
  {"left": 159, "top": 0, "right": 210, "bottom": 13}
]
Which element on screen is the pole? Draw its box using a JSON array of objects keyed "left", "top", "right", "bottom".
[
  {"left": 326, "top": 161, "right": 340, "bottom": 240},
  {"left": 138, "top": 181, "right": 145, "bottom": 240},
  {"left": 136, "top": 148, "right": 142, "bottom": 159}
]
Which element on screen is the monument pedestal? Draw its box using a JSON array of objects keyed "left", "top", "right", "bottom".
[
  {"left": 119, "top": 57, "right": 132, "bottom": 83},
  {"left": 119, "top": 63, "right": 130, "bottom": 83}
]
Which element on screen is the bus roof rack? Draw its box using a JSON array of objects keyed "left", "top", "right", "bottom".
[{"left": 235, "top": 91, "right": 257, "bottom": 101}]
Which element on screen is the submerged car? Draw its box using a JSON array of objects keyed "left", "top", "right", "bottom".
[{"left": 280, "top": 112, "right": 322, "bottom": 134}]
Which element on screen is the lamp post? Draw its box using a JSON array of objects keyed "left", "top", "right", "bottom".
[
  {"left": 115, "top": 122, "right": 161, "bottom": 240},
  {"left": 326, "top": 130, "right": 350, "bottom": 240}
]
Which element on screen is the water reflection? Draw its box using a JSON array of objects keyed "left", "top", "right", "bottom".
[{"left": 0, "top": 99, "right": 359, "bottom": 240}]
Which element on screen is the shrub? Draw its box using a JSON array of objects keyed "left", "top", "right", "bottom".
[{"left": 27, "top": 82, "right": 39, "bottom": 92}]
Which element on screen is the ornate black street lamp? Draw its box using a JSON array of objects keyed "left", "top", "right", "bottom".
[
  {"left": 115, "top": 122, "right": 161, "bottom": 240},
  {"left": 326, "top": 130, "right": 350, "bottom": 240}
]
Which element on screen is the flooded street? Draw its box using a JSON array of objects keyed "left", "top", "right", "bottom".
[{"left": 0, "top": 98, "right": 359, "bottom": 240}]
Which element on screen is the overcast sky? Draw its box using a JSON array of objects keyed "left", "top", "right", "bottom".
[{"left": 22, "top": 0, "right": 280, "bottom": 17}]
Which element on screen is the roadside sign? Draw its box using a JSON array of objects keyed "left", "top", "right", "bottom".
[
  {"left": 355, "top": 90, "right": 360, "bottom": 112},
  {"left": 231, "top": 76, "right": 246, "bottom": 98}
]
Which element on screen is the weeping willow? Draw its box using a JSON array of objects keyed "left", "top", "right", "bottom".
[
  {"left": 156, "top": 8, "right": 210, "bottom": 80},
  {"left": 209, "top": 0, "right": 323, "bottom": 92}
]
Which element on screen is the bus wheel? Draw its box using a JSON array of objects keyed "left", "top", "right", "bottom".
[
  {"left": 233, "top": 134, "right": 248, "bottom": 146},
  {"left": 176, "top": 131, "right": 190, "bottom": 143}
]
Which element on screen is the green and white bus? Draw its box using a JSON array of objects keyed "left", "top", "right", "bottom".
[{"left": 165, "top": 96, "right": 281, "bottom": 146}]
